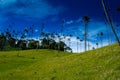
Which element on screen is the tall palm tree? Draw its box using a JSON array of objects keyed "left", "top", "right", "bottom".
[
  {"left": 83, "top": 16, "right": 90, "bottom": 51},
  {"left": 68, "top": 35, "right": 72, "bottom": 48},
  {"left": 96, "top": 43, "right": 99, "bottom": 48},
  {"left": 80, "top": 39, "right": 83, "bottom": 52},
  {"left": 24, "top": 27, "right": 28, "bottom": 39},
  {"left": 88, "top": 42, "right": 90, "bottom": 51},
  {"left": 61, "top": 20, "right": 65, "bottom": 35},
  {"left": 41, "top": 22, "right": 45, "bottom": 33},
  {"left": 77, "top": 37, "right": 79, "bottom": 53},
  {"left": 60, "top": 19, "right": 65, "bottom": 42},
  {"left": 57, "top": 34, "right": 61, "bottom": 53},
  {"left": 51, "top": 33, "right": 55, "bottom": 40},
  {"left": 40, "top": 22, "right": 45, "bottom": 45},
  {"left": 29, "top": 25, "right": 34, "bottom": 39},
  {"left": 100, "top": 32, "right": 103, "bottom": 47},
  {"left": 101, "top": 0, "right": 120, "bottom": 46},
  {"left": 57, "top": 20, "right": 65, "bottom": 53}
]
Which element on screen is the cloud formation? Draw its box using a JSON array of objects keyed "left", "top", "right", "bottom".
[
  {"left": 0, "top": 0, "right": 64, "bottom": 19},
  {"left": 66, "top": 20, "right": 74, "bottom": 24}
]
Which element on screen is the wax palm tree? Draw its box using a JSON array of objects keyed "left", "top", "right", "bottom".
[
  {"left": 96, "top": 43, "right": 99, "bottom": 48},
  {"left": 57, "top": 34, "right": 61, "bottom": 53},
  {"left": 68, "top": 37, "right": 71, "bottom": 47},
  {"left": 80, "top": 39, "right": 83, "bottom": 52},
  {"left": 51, "top": 33, "right": 55, "bottom": 40},
  {"left": 101, "top": 0, "right": 120, "bottom": 46},
  {"left": 88, "top": 42, "right": 90, "bottom": 51},
  {"left": 100, "top": 32, "right": 103, "bottom": 47},
  {"left": 40, "top": 22, "right": 45, "bottom": 43},
  {"left": 68, "top": 35, "right": 72, "bottom": 48},
  {"left": 41, "top": 22, "right": 45, "bottom": 32},
  {"left": 77, "top": 37, "right": 79, "bottom": 53},
  {"left": 57, "top": 20, "right": 65, "bottom": 53},
  {"left": 24, "top": 27, "right": 28, "bottom": 40},
  {"left": 83, "top": 16, "right": 90, "bottom": 51},
  {"left": 29, "top": 25, "right": 34, "bottom": 39},
  {"left": 61, "top": 19, "right": 65, "bottom": 35}
]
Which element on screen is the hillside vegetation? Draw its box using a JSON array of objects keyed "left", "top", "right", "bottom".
[{"left": 0, "top": 44, "right": 120, "bottom": 80}]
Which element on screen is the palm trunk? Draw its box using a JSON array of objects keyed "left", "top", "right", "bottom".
[
  {"left": 101, "top": 0, "right": 120, "bottom": 46},
  {"left": 101, "top": 38, "right": 103, "bottom": 47},
  {"left": 77, "top": 40, "right": 78, "bottom": 53},
  {"left": 84, "top": 23, "right": 87, "bottom": 51},
  {"left": 88, "top": 42, "right": 90, "bottom": 50},
  {"left": 80, "top": 42, "right": 81, "bottom": 52}
]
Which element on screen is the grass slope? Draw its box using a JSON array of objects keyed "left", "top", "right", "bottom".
[{"left": 0, "top": 44, "right": 120, "bottom": 80}]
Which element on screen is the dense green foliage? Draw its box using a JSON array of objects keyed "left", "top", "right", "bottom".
[
  {"left": 0, "top": 44, "right": 120, "bottom": 80},
  {"left": 0, "top": 31, "right": 72, "bottom": 52}
]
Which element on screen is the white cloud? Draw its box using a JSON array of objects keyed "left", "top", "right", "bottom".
[
  {"left": 35, "top": 29, "right": 38, "bottom": 32},
  {"left": 66, "top": 20, "right": 74, "bottom": 24},
  {"left": 58, "top": 36, "right": 110, "bottom": 53}
]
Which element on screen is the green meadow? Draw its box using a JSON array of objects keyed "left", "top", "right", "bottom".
[{"left": 0, "top": 44, "right": 120, "bottom": 80}]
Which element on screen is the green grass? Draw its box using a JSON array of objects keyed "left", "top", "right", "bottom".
[{"left": 0, "top": 44, "right": 120, "bottom": 80}]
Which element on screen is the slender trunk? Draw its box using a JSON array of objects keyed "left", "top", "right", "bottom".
[
  {"left": 101, "top": 0, "right": 120, "bottom": 46},
  {"left": 101, "top": 38, "right": 103, "bottom": 47},
  {"left": 88, "top": 42, "right": 90, "bottom": 50},
  {"left": 84, "top": 23, "right": 87, "bottom": 51},
  {"left": 80, "top": 42, "right": 81, "bottom": 52},
  {"left": 77, "top": 40, "right": 78, "bottom": 53},
  {"left": 69, "top": 41, "right": 71, "bottom": 48},
  {"left": 58, "top": 37, "right": 60, "bottom": 53},
  {"left": 97, "top": 45, "right": 98, "bottom": 48}
]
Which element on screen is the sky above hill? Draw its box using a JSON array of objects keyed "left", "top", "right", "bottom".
[{"left": 0, "top": 0, "right": 120, "bottom": 52}]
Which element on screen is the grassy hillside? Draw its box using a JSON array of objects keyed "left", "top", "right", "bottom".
[{"left": 0, "top": 44, "right": 120, "bottom": 80}]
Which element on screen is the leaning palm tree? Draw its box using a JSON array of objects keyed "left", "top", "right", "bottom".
[
  {"left": 117, "top": 7, "right": 120, "bottom": 12},
  {"left": 83, "top": 16, "right": 90, "bottom": 51},
  {"left": 101, "top": 0, "right": 120, "bottom": 46}
]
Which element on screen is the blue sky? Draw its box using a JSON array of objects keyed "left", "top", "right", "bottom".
[{"left": 0, "top": 0, "right": 120, "bottom": 52}]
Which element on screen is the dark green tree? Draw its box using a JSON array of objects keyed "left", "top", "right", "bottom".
[{"left": 0, "top": 33, "right": 6, "bottom": 50}]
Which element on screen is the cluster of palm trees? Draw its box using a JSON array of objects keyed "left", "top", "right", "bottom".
[{"left": 0, "top": 0, "right": 120, "bottom": 53}]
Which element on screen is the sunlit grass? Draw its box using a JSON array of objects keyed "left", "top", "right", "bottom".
[{"left": 0, "top": 44, "right": 120, "bottom": 80}]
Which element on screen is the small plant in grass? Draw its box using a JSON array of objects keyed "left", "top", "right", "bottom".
[
  {"left": 51, "top": 76, "right": 56, "bottom": 80},
  {"left": 31, "top": 57, "right": 35, "bottom": 59},
  {"left": 34, "top": 71, "right": 37, "bottom": 74},
  {"left": 3, "top": 55, "right": 7, "bottom": 58},
  {"left": 53, "top": 69, "right": 56, "bottom": 73}
]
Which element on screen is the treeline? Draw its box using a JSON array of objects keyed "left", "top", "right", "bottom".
[{"left": 0, "top": 29, "right": 72, "bottom": 52}]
